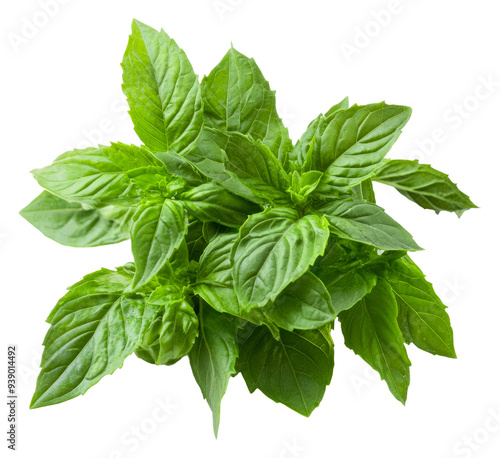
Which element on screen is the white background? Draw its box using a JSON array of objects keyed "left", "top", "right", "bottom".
[{"left": 1, "top": 1, "right": 499, "bottom": 457}]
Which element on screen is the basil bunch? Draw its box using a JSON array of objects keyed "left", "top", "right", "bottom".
[{"left": 21, "top": 20, "right": 476, "bottom": 436}]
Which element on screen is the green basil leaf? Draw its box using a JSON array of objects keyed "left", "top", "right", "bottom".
[
  {"left": 195, "top": 232, "right": 280, "bottom": 337},
  {"left": 189, "top": 302, "right": 239, "bottom": 437},
  {"left": 179, "top": 182, "right": 260, "bottom": 228},
  {"left": 136, "top": 288, "right": 199, "bottom": 365},
  {"left": 324, "top": 96, "right": 350, "bottom": 118},
  {"left": 31, "top": 268, "right": 155, "bottom": 408},
  {"left": 155, "top": 150, "right": 205, "bottom": 185},
  {"left": 31, "top": 143, "right": 166, "bottom": 207},
  {"left": 232, "top": 208, "right": 330, "bottom": 307},
  {"left": 20, "top": 191, "right": 132, "bottom": 247},
  {"left": 122, "top": 20, "right": 203, "bottom": 154},
  {"left": 237, "top": 324, "right": 334, "bottom": 416},
  {"left": 185, "top": 220, "right": 206, "bottom": 262},
  {"left": 352, "top": 179, "right": 376, "bottom": 203},
  {"left": 130, "top": 199, "right": 188, "bottom": 289},
  {"left": 202, "top": 47, "right": 291, "bottom": 161},
  {"left": 310, "top": 103, "right": 412, "bottom": 195},
  {"left": 317, "top": 267, "right": 377, "bottom": 314},
  {"left": 263, "top": 272, "right": 335, "bottom": 331},
  {"left": 339, "top": 278, "right": 411, "bottom": 404},
  {"left": 187, "top": 128, "right": 291, "bottom": 206},
  {"left": 379, "top": 256, "right": 456, "bottom": 358},
  {"left": 320, "top": 199, "right": 422, "bottom": 251},
  {"left": 373, "top": 159, "right": 477, "bottom": 217}
]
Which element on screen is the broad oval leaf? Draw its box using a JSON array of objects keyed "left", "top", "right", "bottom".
[
  {"left": 122, "top": 20, "right": 203, "bottom": 154},
  {"left": 379, "top": 256, "right": 456, "bottom": 358},
  {"left": 189, "top": 302, "right": 239, "bottom": 437},
  {"left": 237, "top": 324, "right": 334, "bottom": 416},
  {"left": 317, "top": 267, "right": 377, "bottom": 314},
  {"left": 320, "top": 199, "right": 422, "bottom": 251},
  {"left": 201, "top": 47, "right": 291, "bottom": 161},
  {"left": 232, "top": 208, "right": 330, "bottom": 307},
  {"left": 195, "top": 232, "right": 280, "bottom": 337},
  {"left": 20, "top": 191, "right": 133, "bottom": 247},
  {"left": 338, "top": 278, "right": 411, "bottom": 404},
  {"left": 130, "top": 199, "right": 188, "bottom": 289},
  {"left": 31, "top": 143, "right": 166, "bottom": 207},
  {"left": 263, "top": 272, "right": 335, "bottom": 331},
  {"left": 31, "top": 268, "right": 155, "bottom": 408},
  {"left": 373, "top": 159, "right": 477, "bottom": 217}
]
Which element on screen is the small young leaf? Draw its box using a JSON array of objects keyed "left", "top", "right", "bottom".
[
  {"left": 130, "top": 199, "right": 188, "bottom": 289},
  {"left": 189, "top": 302, "right": 239, "bottom": 437},
  {"left": 237, "top": 324, "right": 334, "bottom": 416},
  {"left": 122, "top": 20, "right": 203, "bottom": 154},
  {"left": 339, "top": 278, "right": 411, "bottom": 404},
  {"left": 373, "top": 159, "right": 477, "bottom": 216},
  {"left": 136, "top": 288, "right": 199, "bottom": 365},
  {"left": 232, "top": 208, "right": 330, "bottom": 307}
]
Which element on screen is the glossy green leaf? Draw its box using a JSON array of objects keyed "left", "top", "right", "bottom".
[
  {"left": 179, "top": 182, "right": 260, "bottom": 228},
  {"left": 202, "top": 47, "right": 291, "bottom": 161},
  {"left": 352, "top": 179, "right": 376, "bottom": 203},
  {"left": 31, "top": 143, "right": 165, "bottom": 207},
  {"left": 195, "top": 232, "right": 280, "bottom": 336},
  {"left": 373, "top": 159, "right": 477, "bottom": 216},
  {"left": 237, "top": 324, "right": 334, "bottom": 416},
  {"left": 309, "top": 103, "right": 412, "bottom": 195},
  {"left": 122, "top": 20, "right": 203, "bottom": 154},
  {"left": 379, "top": 256, "right": 456, "bottom": 358},
  {"left": 263, "top": 272, "right": 335, "bottom": 331},
  {"left": 317, "top": 267, "right": 377, "bottom": 314},
  {"left": 324, "top": 96, "right": 350, "bottom": 118},
  {"left": 20, "top": 191, "right": 133, "bottom": 247},
  {"left": 232, "top": 208, "right": 330, "bottom": 307},
  {"left": 135, "top": 287, "right": 199, "bottom": 365},
  {"left": 31, "top": 268, "right": 155, "bottom": 408},
  {"left": 320, "top": 199, "right": 422, "bottom": 251},
  {"left": 189, "top": 302, "right": 239, "bottom": 437},
  {"left": 339, "top": 279, "right": 411, "bottom": 403},
  {"left": 155, "top": 150, "right": 204, "bottom": 185},
  {"left": 130, "top": 199, "right": 188, "bottom": 289}
]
